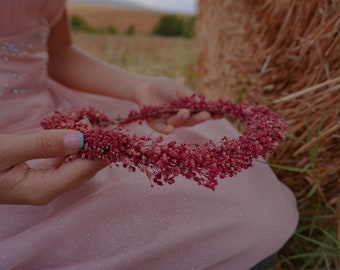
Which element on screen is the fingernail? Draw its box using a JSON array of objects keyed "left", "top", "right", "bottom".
[
  {"left": 84, "top": 117, "right": 90, "bottom": 124},
  {"left": 63, "top": 132, "right": 84, "bottom": 150}
]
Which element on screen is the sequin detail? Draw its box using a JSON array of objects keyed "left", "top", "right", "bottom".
[{"left": 0, "top": 29, "right": 49, "bottom": 97}]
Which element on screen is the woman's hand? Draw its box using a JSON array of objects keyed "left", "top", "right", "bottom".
[
  {"left": 132, "top": 77, "right": 211, "bottom": 134},
  {"left": 0, "top": 130, "right": 105, "bottom": 205}
]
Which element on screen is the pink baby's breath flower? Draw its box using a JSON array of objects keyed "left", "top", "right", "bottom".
[{"left": 41, "top": 95, "right": 287, "bottom": 190}]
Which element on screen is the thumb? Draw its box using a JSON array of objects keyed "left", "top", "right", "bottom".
[{"left": 0, "top": 130, "right": 84, "bottom": 170}]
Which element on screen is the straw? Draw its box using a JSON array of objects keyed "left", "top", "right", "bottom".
[{"left": 195, "top": 0, "right": 340, "bottom": 266}]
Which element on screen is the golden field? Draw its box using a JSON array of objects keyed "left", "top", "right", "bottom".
[
  {"left": 72, "top": 33, "right": 195, "bottom": 83},
  {"left": 66, "top": 2, "right": 190, "bottom": 34},
  {"left": 67, "top": 2, "right": 195, "bottom": 85}
]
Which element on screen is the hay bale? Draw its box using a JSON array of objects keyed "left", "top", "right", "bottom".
[
  {"left": 195, "top": 0, "right": 251, "bottom": 99},
  {"left": 195, "top": 0, "right": 340, "bottom": 257}
]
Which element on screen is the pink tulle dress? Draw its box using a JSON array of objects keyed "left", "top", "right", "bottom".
[{"left": 0, "top": 1, "right": 299, "bottom": 269}]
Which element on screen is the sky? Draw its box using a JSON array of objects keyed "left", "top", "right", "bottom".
[
  {"left": 72, "top": 0, "right": 199, "bottom": 15},
  {"left": 126, "top": 0, "right": 198, "bottom": 14}
]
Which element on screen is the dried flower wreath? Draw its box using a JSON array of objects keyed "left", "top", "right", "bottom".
[{"left": 41, "top": 95, "right": 287, "bottom": 190}]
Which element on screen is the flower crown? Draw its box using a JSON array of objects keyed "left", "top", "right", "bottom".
[{"left": 41, "top": 95, "right": 287, "bottom": 190}]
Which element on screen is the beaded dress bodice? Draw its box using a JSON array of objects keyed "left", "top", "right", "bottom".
[
  {"left": 0, "top": 27, "right": 49, "bottom": 98},
  {"left": 0, "top": 0, "right": 64, "bottom": 99}
]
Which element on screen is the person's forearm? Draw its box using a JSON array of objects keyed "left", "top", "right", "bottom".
[{"left": 48, "top": 44, "right": 148, "bottom": 102}]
